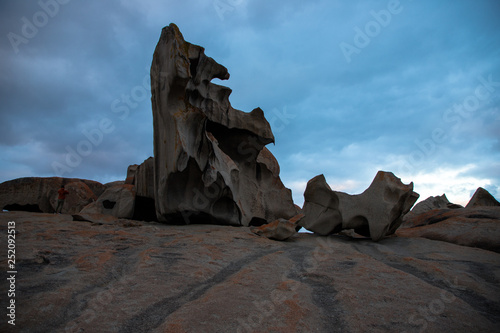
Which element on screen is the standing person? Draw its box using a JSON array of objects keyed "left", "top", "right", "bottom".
[{"left": 55, "top": 185, "right": 69, "bottom": 214}]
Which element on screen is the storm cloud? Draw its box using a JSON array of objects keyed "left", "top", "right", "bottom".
[{"left": 1, "top": 0, "right": 499, "bottom": 205}]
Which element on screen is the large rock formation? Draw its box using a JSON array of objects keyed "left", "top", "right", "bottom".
[
  {"left": 2, "top": 210, "right": 499, "bottom": 332},
  {"left": 299, "top": 171, "right": 419, "bottom": 241},
  {"left": 150, "top": 23, "right": 297, "bottom": 226},
  {"left": 0, "top": 177, "right": 105, "bottom": 214}
]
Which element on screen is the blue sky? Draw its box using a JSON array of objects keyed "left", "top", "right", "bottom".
[{"left": 1, "top": 0, "right": 499, "bottom": 206}]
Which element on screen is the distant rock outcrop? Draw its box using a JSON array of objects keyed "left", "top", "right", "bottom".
[
  {"left": 397, "top": 207, "right": 500, "bottom": 252},
  {"left": 0, "top": 177, "right": 105, "bottom": 214},
  {"left": 397, "top": 187, "right": 500, "bottom": 252},
  {"left": 466, "top": 187, "right": 500, "bottom": 208},
  {"left": 104, "top": 181, "right": 126, "bottom": 188},
  {"left": 401, "top": 194, "right": 462, "bottom": 229},
  {"left": 299, "top": 171, "right": 419, "bottom": 241},
  {"left": 411, "top": 194, "right": 456, "bottom": 213},
  {"left": 150, "top": 23, "right": 297, "bottom": 226}
]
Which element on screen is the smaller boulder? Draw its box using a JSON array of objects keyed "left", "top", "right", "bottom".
[
  {"left": 49, "top": 181, "right": 98, "bottom": 214},
  {"left": 252, "top": 214, "right": 304, "bottom": 241},
  {"left": 81, "top": 184, "right": 136, "bottom": 219}
]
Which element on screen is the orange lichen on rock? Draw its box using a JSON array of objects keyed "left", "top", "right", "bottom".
[{"left": 75, "top": 249, "right": 116, "bottom": 271}]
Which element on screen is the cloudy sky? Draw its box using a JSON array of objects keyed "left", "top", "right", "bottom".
[{"left": 1, "top": 0, "right": 499, "bottom": 206}]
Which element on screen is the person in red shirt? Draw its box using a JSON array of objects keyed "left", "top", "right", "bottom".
[{"left": 56, "top": 185, "right": 69, "bottom": 214}]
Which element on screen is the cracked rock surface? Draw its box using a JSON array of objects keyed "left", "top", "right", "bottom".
[{"left": 1, "top": 211, "right": 499, "bottom": 332}]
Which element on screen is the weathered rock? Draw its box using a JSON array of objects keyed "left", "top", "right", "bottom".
[
  {"left": 125, "top": 157, "right": 155, "bottom": 199},
  {"left": 466, "top": 187, "right": 500, "bottom": 207},
  {"left": 134, "top": 157, "right": 155, "bottom": 199},
  {"left": 0, "top": 177, "right": 105, "bottom": 214},
  {"left": 401, "top": 194, "right": 462, "bottom": 228},
  {"left": 150, "top": 23, "right": 297, "bottom": 226},
  {"left": 252, "top": 214, "right": 304, "bottom": 241},
  {"left": 104, "top": 181, "right": 126, "bottom": 188},
  {"left": 397, "top": 207, "right": 500, "bottom": 252},
  {"left": 125, "top": 164, "right": 139, "bottom": 185},
  {"left": 50, "top": 181, "right": 98, "bottom": 214},
  {"left": 81, "top": 184, "right": 136, "bottom": 219},
  {"left": 1, "top": 211, "right": 499, "bottom": 332},
  {"left": 411, "top": 194, "right": 452, "bottom": 213},
  {"left": 123, "top": 157, "right": 158, "bottom": 222},
  {"left": 300, "top": 171, "right": 419, "bottom": 241}
]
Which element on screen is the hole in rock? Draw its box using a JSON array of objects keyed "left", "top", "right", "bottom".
[
  {"left": 133, "top": 196, "right": 158, "bottom": 222},
  {"left": 249, "top": 217, "right": 267, "bottom": 227},
  {"left": 189, "top": 56, "right": 199, "bottom": 78},
  {"left": 348, "top": 215, "right": 369, "bottom": 230},
  {"left": 212, "top": 196, "right": 240, "bottom": 225},
  {"left": 354, "top": 225, "right": 371, "bottom": 238},
  {"left": 3, "top": 204, "right": 43, "bottom": 213},
  {"left": 102, "top": 200, "right": 116, "bottom": 209}
]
